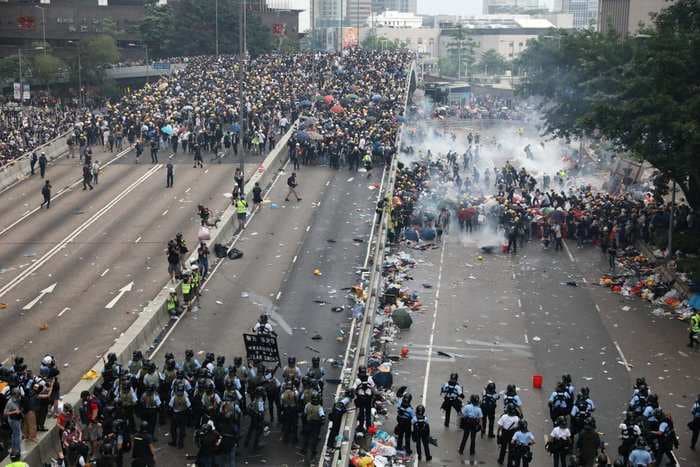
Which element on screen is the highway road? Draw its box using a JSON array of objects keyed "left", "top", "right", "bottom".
[
  {"left": 151, "top": 163, "right": 384, "bottom": 465},
  {"left": 0, "top": 143, "right": 258, "bottom": 387}
]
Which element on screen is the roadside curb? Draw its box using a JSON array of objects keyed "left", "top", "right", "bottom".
[{"left": 2, "top": 125, "right": 294, "bottom": 467}]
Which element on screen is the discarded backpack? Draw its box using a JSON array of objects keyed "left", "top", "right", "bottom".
[
  {"left": 214, "top": 243, "right": 227, "bottom": 258},
  {"left": 228, "top": 248, "right": 243, "bottom": 260}
]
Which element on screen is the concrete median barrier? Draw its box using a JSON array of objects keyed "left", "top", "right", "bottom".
[{"left": 0, "top": 132, "right": 71, "bottom": 193}]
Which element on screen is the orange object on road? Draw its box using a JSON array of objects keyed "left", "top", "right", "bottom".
[{"left": 400, "top": 345, "right": 409, "bottom": 358}]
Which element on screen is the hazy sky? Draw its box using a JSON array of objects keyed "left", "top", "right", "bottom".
[{"left": 416, "top": 0, "right": 555, "bottom": 16}]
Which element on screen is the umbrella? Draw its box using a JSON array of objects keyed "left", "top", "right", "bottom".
[
  {"left": 323, "top": 95, "right": 334, "bottom": 104},
  {"left": 420, "top": 227, "right": 437, "bottom": 241},
  {"left": 295, "top": 130, "right": 310, "bottom": 141},
  {"left": 345, "top": 93, "right": 359, "bottom": 100},
  {"left": 299, "top": 100, "right": 312, "bottom": 108},
  {"left": 689, "top": 294, "right": 700, "bottom": 310},
  {"left": 551, "top": 209, "right": 566, "bottom": 223},
  {"left": 403, "top": 227, "right": 419, "bottom": 242},
  {"left": 371, "top": 94, "right": 382, "bottom": 102},
  {"left": 330, "top": 104, "right": 344, "bottom": 114},
  {"left": 391, "top": 308, "right": 413, "bottom": 329},
  {"left": 542, "top": 207, "right": 555, "bottom": 216},
  {"left": 230, "top": 123, "right": 241, "bottom": 134},
  {"left": 160, "top": 125, "right": 174, "bottom": 136}
]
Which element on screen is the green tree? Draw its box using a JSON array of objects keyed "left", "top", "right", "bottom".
[
  {"left": 442, "top": 25, "right": 476, "bottom": 78},
  {"left": 361, "top": 35, "right": 403, "bottom": 50},
  {"left": 80, "top": 35, "right": 120, "bottom": 84},
  {"left": 478, "top": 49, "right": 507, "bottom": 76},
  {"left": 140, "top": 0, "right": 273, "bottom": 58},
  {"left": 0, "top": 56, "right": 20, "bottom": 82},
  {"left": 32, "top": 54, "right": 65, "bottom": 85}
]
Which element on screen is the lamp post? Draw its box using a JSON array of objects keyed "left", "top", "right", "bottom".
[
  {"left": 34, "top": 5, "right": 47, "bottom": 53},
  {"left": 215, "top": 0, "right": 219, "bottom": 57},
  {"left": 238, "top": 0, "right": 247, "bottom": 171},
  {"left": 67, "top": 40, "right": 83, "bottom": 107}
]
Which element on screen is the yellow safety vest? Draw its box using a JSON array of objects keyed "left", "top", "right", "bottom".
[
  {"left": 166, "top": 296, "right": 177, "bottom": 311},
  {"left": 193, "top": 271, "right": 200, "bottom": 287},
  {"left": 236, "top": 200, "right": 247, "bottom": 214},
  {"left": 7, "top": 462, "right": 29, "bottom": 467},
  {"left": 181, "top": 281, "right": 191, "bottom": 294},
  {"left": 692, "top": 314, "right": 700, "bottom": 333}
]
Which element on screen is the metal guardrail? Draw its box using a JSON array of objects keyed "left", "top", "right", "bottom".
[{"left": 319, "top": 60, "right": 416, "bottom": 467}]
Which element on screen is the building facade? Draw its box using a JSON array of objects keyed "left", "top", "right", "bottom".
[
  {"left": 0, "top": 0, "right": 144, "bottom": 53},
  {"left": 372, "top": 0, "right": 417, "bottom": 14},
  {"left": 369, "top": 10, "right": 422, "bottom": 28},
  {"left": 598, "top": 0, "right": 671, "bottom": 35},
  {"left": 562, "top": 0, "right": 598, "bottom": 29},
  {"left": 483, "top": 0, "right": 542, "bottom": 14}
]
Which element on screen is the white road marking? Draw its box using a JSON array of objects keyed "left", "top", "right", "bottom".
[
  {"left": 168, "top": 153, "right": 174, "bottom": 159},
  {"left": 582, "top": 277, "right": 587, "bottom": 283},
  {"left": 524, "top": 334, "right": 529, "bottom": 344},
  {"left": 22, "top": 283, "right": 57, "bottom": 310},
  {"left": 185, "top": 187, "right": 191, "bottom": 193},
  {"left": 100, "top": 268, "right": 110, "bottom": 277},
  {"left": 1, "top": 357, "right": 9, "bottom": 364},
  {"left": 420, "top": 235, "right": 448, "bottom": 405},
  {"left": 105, "top": 281, "right": 134, "bottom": 309},
  {"left": 563, "top": 239, "right": 576, "bottom": 262},
  {"left": 204, "top": 169, "right": 209, "bottom": 174},
  {"left": 595, "top": 304, "right": 601, "bottom": 313},
  {"left": 0, "top": 146, "right": 133, "bottom": 239},
  {"left": 134, "top": 236, "right": 142, "bottom": 244},
  {"left": 0, "top": 165, "right": 162, "bottom": 300},
  {"left": 149, "top": 160, "right": 289, "bottom": 357},
  {"left": 161, "top": 209, "right": 168, "bottom": 216},
  {"left": 276, "top": 291, "right": 282, "bottom": 300},
  {"left": 292, "top": 255, "right": 298, "bottom": 263},
  {"left": 517, "top": 298, "right": 522, "bottom": 308},
  {"left": 325, "top": 180, "right": 330, "bottom": 186},
  {"left": 306, "top": 225, "right": 311, "bottom": 232},
  {"left": 614, "top": 340, "right": 631, "bottom": 372},
  {"left": 58, "top": 307, "right": 71, "bottom": 317}
]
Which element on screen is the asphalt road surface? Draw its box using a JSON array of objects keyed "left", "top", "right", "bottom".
[
  {"left": 0, "top": 143, "right": 258, "bottom": 388},
  {"left": 151, "top": 164, "right": 384, "bottom": 466}
]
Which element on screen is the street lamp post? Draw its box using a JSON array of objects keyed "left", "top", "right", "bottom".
[
  {"left": 215, "top": 0, "right": 219, "bottom": 57},
  {"left": 35, "top": 5, "right": 47, "bottom": 53},
  {"left": 238, "top": 0, "right": 247, "bottom": 171}
]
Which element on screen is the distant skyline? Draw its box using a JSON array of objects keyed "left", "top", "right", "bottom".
[{"left": 416, "top": 0, "right": 554, "bottom": 15}]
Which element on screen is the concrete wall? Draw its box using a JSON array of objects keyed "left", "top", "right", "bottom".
[
  {"left": 1, "top": 124, "right": 295, "bottom": 467},
  {"left": 0, "top": 131, "right": 70, "bottom": 193}
]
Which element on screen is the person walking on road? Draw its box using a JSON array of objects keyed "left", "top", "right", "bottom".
[
  {"left": 91, "top": 159, "right": 100, "bottom": 185},
  {"left": 395, "top": 393, "right": 415, "bottom": 455},
  {"left": 690, "top": 394, "right": 700, "bottom": 450},
  {"left": 413, "top": 404, "right": 432, "bottom": 461},
  {"left": 497, "top": 404, "right": 520, "bottom": 465},
  {"left": 459, "top": 395, "right": 483, "bottom": 457},
  {"left": 481, "top": 382, "right": 499, "bottom": 438},
  {"left": 235, "top": 196, "right": 248, "bottom": 232},
  {"left": 547, "top": 417, "right": 572, "bottom": 467},
  {"left": 132, "top": 420, "right": 156, "bottom": 467},
  {"left": 3, "top": 388, "right": 23, "bottom": 458},
  {"left": 150, "top": 139, "right": 159, "bottom": 163},
  {"left": 82, "top": 163, "right": 93, "bottom": 190},
  {"left": 510, "top": 420, "right": 535, "bottom": 467},
  {"left": 40, "top": 180, "right": 52, "bottom": 209},
  {"left": 234, "top": 168, "right": 245, "bottom": 196},
  {"left": 30, "top": 152, "right": 37, "bottom": 175},
  {"left": 440, "top": 373, "right": 464, "bottom": 427},
  {"left": 38, "top": 152, "right": 47, "bottom": 178},
  {"left": 166, "top": 162, "right": 174, "bottom": 188},
  {"left": 252, "top": 182, "right": 263, "bottom": 210},
  {"left": 193, "top": 142, "right": 204, "bottom": 168},
  {"left": 136, "top": 139, "right": 143, "bottom": 164},
  {"left": 285, "top": 172, "right": 301, "bottom": 202}
]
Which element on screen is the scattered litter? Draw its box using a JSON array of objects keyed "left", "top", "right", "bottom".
[
  {"left": 353, "top": 238, "right": 364, "bottom": 243},
  {"left": 313, "top": 268, "right": 322, "bottom": 276},
  {"left": 437, "top": 350, "right": 452, "bottom": 358},
  {"left": 564, "top": 281, "right": 577, "bottom": 287},
  {"left": 311, "top": 334, "right": 322, "bottom": 340},
  {"left": 81, "top": 370, "right": 98, "bottom": 380},
  {"left": 305, "top": 345, "right": 320, "bottom": 353},
  {"left": 39, "top": 323, "right": 48, "bottom": 331},
  {"left": 422, "top": 283, "right": 433, "bottom": 289},
  {"left": 621, "top": 306, "right": 631, "bottom": 311},
  {"left": 313, "top": 300, "right": 327, "bottom": 305},
  {"left": 346, "top": 177, "right": 354, "bottom": 182},
  {"left": 240, "top": 292, "right": 249, "bottom": 298},
  {"left": 216, "top": 300, "right": 224, "bottom": 305},
  {"left": 270, "top": 203, "right": 279, "bottom": 209},
  {"left": 331, "top": 306, "right": 344, "bottom": 312},
  {"left": 531, "top": 336, "right": 541, "bottom": 342},
  {"left": 327, "top": 239, "right": 337, "bottom": 243}
]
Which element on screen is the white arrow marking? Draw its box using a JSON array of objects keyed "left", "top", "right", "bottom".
[
  {"left": 105, "top": 281, "right": 134, "bottom": 309},
  {"left": 22, "top": 283, "right": 57, "bottom": 310}
]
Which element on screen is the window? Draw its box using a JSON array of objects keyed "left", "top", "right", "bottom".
[{"left": 417, "top": 38, "right": 423, "bottom": 44}]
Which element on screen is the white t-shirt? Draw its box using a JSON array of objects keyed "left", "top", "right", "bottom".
[{"left": 550, "top": 426, "right": 571, "bottom": 439}]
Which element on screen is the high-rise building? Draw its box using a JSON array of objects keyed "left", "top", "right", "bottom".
[
  {"left": 562, "top": 0, "right": 598, "bottom": 28},
  {"left": 373, "top": 0, "right": 417, "bottom": 14},
  {"left": 345, "top": 0, "right": 372, "bottom": 27},
  {"left": 483, "top": 0, "right": 541, "bottom": 14},
  {"left": 598, "top": 0, "right": 671, "bottom": 35}
]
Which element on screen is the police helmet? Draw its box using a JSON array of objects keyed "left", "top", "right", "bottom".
[
  {"left": 165, "top": 352, "right": 175, "bottom": 361},
  {"left": 416, "top": 404, "right": 426, "bottom": 416},
  {"left": 449, "top": 372, "right": 458, "bottom": 384},
  {"left": 580, "top": 386, "right": 590, "bottom": 398},
  {"left": 557, "top": 416, "right": 567, "bottom": 428},
  {"left": 401, "top": 393, "right": 412, "bottom": 405},
  {"left": 358, "top": 365, "right": 367, "bottom": 377},
  {"left": 635, "top": 377, "right": 646, "bottom": 388},
  {"left": 312, "top": 392, "right": 322, "bottom": 405},
  {"left": 288, "top": 356, "right": 296, "bottom": 366},
  {"left": 312, "top": 356, "right": 320, "bottom": 367},
  {"left": 107, "top": 352, "right": 118, "bottom": 363},
  {"left": 42, "top": 355, "right": 55, "bottom": 367},
  {"left": 234, "top": 356, "right": 243, "bottom": 366},
  {"left": 176, "top": 369, "right": 185, "bottom": 379},
  {"left": 205, "top": 352, "right": 215, "bottom": 363},
  {"left": 505, "top": 403, "right": 518, "bottom": 416},
  {"left": 259, "top": 314, "right": 268, "bottom": 324},
  {"left": 561, "top": 374, "right": 572, "bottom": 385},
  {"left": 185, "top": 349, "right": 194, "bottom": 359},
  {"left": 647, "top": 393, "right": 658, "bottom": 406},
  {"left": 216, "top": 355, "right": 226, "bottom": 366},
  {"left": 255, "top": 386, "right": 266, "bottom": 397},
  {"left": 486, "top": 381, "right": 496, "bottom": 393},
  {"left": 132, "top": 350, "right": 143, "bottom": 361},
  {"left": 506, "top": 384, "right": 516, "bottom": 396}
]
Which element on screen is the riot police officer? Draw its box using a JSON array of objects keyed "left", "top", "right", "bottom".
[
  {"left": 481, "top": 381, "right": 500, "bottom": 438},
  {"left": 396, "top": 393, "right": 415, "bottom": 455},
  {"left": 280, "top": 381, "right": 299, "bottom": 444},
  {"left": 244, "top": 386, "right": 266, "bottom": 451},
  {"left": 168, "top": 382, "right": 190, "bottom": 448},
  {"left": 440, "top": 372, "right": 464, "bottom": 427},
  {"left": 302, "top": 392, "right": 326, "bottom": 462},
  {"left": 353, "top": 365, "right": 375, "bottom": 431},
  {"left": 413, "top": 404, "right": 432, "bottom": 461}
]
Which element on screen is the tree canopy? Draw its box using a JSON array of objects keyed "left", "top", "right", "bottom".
[
  {"left": 441, "top": 25, "right": 476, "bottom": 78},
  {"left": 477, "top": 49, "right": 508, "bottom": 76},
  {"left": 140, "top": 0, "right": 273, "bottom": 59},
  {"left": 516, "top": 0, "right": 700, "bottom": 208}
]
